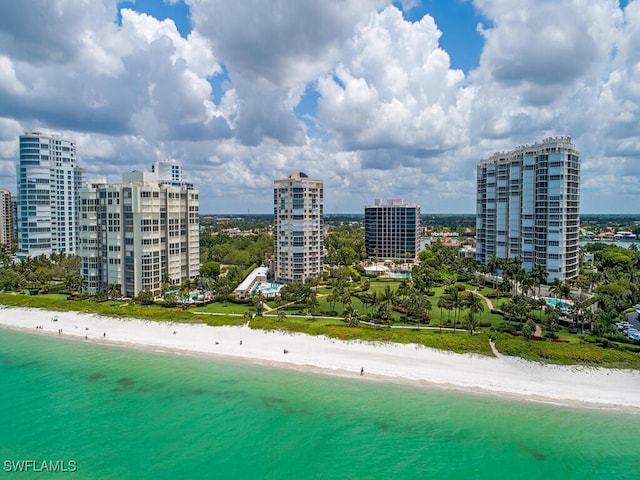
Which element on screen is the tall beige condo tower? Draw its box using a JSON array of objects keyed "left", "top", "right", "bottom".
[
  {"left": 79, "top": 170, "right": 199, "bottom": 298},
  {"left": 0, "top": 188, "right": 13, "bottom": 248},
  {"left": 273, "top": 171, "right": 323, "bottom": 283}
]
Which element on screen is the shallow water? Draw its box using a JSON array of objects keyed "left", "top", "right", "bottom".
[{"left": 1, "top": 327, "right": 638, "bottom": 479}]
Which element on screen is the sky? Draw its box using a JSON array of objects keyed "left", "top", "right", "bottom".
[{"left": 0, "top": 0, "right": 638, "bottom": 214}]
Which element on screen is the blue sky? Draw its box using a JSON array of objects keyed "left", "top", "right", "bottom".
[{"left": 1, "top": 0, "right": 639, "bottom": 214}]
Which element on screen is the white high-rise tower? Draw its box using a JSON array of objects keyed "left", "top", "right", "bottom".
[
  {"left": 17, "top": 132, "right": 83, "bottom": 257},
  {"left": 476, "top": 136, "right": 580, "bottom": 282}
]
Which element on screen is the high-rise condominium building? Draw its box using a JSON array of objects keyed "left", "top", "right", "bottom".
[
  {"left": 16, "top": 132, "right": 83, "bottom": 257},
  {"left": 0, "top": 188, "right": 13, "bottom": 248},
  {"left": 78, "top": 170, "right": 200, "bottom": 298},
  {"left": 365, "top": 199, "right": 420, "bottom": 261},
  {"left": 476, "top": 136, "right": 580, "bottom": 282},
  {"left": 273, "top": 171, "right": 323, "bottom": 283}
]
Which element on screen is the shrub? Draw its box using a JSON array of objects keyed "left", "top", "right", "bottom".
[{"left": 228, "top": 297, "right": 251, "bottom": 305}]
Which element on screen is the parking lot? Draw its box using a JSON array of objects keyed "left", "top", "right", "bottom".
[{"left": 621, "top": 310, "right": 640, "bottom": 340}]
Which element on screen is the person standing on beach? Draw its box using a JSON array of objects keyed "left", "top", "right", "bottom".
[{"left": 360, "top": 367, "right": 364, "bottom": 376}]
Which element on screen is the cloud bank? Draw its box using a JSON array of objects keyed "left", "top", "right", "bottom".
[{"left": 0, "top": 0, "right": 638, "bottom": 213}]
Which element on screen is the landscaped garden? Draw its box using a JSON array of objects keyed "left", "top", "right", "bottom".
[{"left": 2, "top": 225, "right": 640, "bottom": 367}]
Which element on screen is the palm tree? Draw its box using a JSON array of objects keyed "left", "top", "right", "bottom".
[
  {"left": 380, "top": 285, "right": 396, "bottom": 309},
  {"left": 488, "top": 255, "right": 500, "bottom": 290},
  {"left": 180, "top": 277, "right": 193, "bottom": 297},
  {"left": 522, "top": 319, "right": 536, "bottom": 339},
  {"left": 164, "top": 292, "right": 178, "bottom": 307},
  {"left": 341, "top": 291, "right": 352, "bottom": 310},
  {"left": 406, "top": 292, "right": 442, "bottom": 323},
  {"left": 503, "top": 257, "right": 522, "bottom": 295},
  {"left": 549, "top": 278, "right": 570, "bottom": 300},
  {"left": 369, "top": 291, "right": 379, "bottom": 315},
  {"left": 136, "top": 288, "right": 155, "bottom": 305},
  {"left": 396, "top": 279, "right": 411, "bottom": 300},
  {"left": 306, "top": 291, "right": 320, "bottom": 315},
  {"left": 107, "top": 282, "right": 122, "bottom": 300},
  {"left": 448, "top": 287, "right": 463, "bottom": 332},
  {"left": 344, "top": 304, "right": 359, "bottom": 328},
  {"left": 308, "top": 276, "right": 320, "bottom": 293},
  {"left": 519, "top": 272, "right": 536, "bottom": 298},
  {"left": 273, "top": 295, "right": 284, "bottom": 310},
  {"left": 252, "top": 291, "right": 266, "bottom": 316},
  {"left": 374, "top": 302, "right": 392, "bottom": 324},
  {"left": 161, "top": 273, "right": 172, "bottom": 295},
  {"left": 464, "top": 311, "right": 480, "bottom": 335},
  {"left": 64, "top": 272, "right": 85, "bottom": 292},
  {"left": 532, "top": 264, "right": 548, "bottom": 297},
  {"left": 359, "top": 292, "right": 371, "bottom": 315},
  {"left": 326, "top": 292, "right": 337, "bottom": 311},
  {"left": 549, "top": 278, "right": 562, "bottom": 298},
  {"left": 442, "top": 294, "right": 455, "bottom": 326},
  {"left": 437, "top": 295, "right": 449, "bottom": 331},
  {"left": 543, "top": 306, "right": 560, "bottom": 337},
  {"left": 466, "top": 292, "right": 485, "bottom": 323}
]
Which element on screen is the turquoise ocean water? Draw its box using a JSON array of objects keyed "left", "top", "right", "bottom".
[{"left": 1, "top": 327, "right": 639, "bottom": 480}]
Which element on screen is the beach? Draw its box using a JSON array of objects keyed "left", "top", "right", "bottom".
[{"left": 2, "top": 306, "right": 639, "bottom": 410}]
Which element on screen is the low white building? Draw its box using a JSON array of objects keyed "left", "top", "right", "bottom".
[
  {"left": 234, "top": 266, "right": 283, "bottom": 298},
  {"left": 234, "top": 266, "right": 269, "bottom": 299}
]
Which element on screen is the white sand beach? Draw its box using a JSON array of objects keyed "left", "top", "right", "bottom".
[{"left": 2, "top": 306, "right": 640, "bottom": 410}]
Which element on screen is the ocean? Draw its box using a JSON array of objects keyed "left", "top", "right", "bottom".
[{"left": 1, "top": 327, "right": 639, "bottom": 479}]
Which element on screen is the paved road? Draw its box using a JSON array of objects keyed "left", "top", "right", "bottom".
[{"left": 625, "top": 311, "right": 640, "bottom": 329}]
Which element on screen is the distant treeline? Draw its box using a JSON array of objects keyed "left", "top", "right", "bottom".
[
  {"left": 201, "top": 213, "right": 478, "bottom": 230},
  {"left": 581, "top": 214, "right": 640, "bottom": 226},
  {"left": 202, "top": 213, "right": 640, "bottom": 230}
]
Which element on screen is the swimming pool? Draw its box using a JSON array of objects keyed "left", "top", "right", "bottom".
[
  {"left": 544, "top": 297, "right": 571, "bottom": 309},
  {"left": 385, "top": 272, "right": 412, "bottom": 279},
  {"left": 253, "top": 281, "right": 283, "bottom": 295}
]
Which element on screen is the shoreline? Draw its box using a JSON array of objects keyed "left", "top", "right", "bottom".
[{"left": 2, "top": 306, "right": 640, "bottom": 412}]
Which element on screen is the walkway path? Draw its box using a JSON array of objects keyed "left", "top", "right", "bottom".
[
  {"left": 472, "top": 289, "right": 494, "bottom": 310},
  {"left": 488, "top": 338, "right": 504, "bottom": 358}
]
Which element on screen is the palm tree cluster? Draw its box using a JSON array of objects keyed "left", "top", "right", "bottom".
[
  {"left": 484, "top": 255, "right": 547, "bottom": 297},
  {"left": 279, "top": 282, "right": 319, "bottom": 315},
  {"left": 0, "top": 253, "right": 84, "bottom": 292},
  {"left": 436, "top": 286, "right": 485, "bottom": 334}
]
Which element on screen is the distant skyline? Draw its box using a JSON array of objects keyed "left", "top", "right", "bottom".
[{"left": 0, "top": 0, "right": 638, "bottom": 214}]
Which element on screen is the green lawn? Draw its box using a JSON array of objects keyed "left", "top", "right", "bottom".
[
  {"left": 191, "top": 301, "right": 253, "bottom": 315},
  {"left": 0, "top": 292, "right": 245, "bottom": 326},
  {"left": 250, "top": 315, "right": 494, "bottom": 356},
  {"left": 2, "top": 290, "right": 638, "bottom": 367},
  {"left": 494, "top": 333, "right": 640, "bottom": 368}
]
